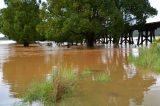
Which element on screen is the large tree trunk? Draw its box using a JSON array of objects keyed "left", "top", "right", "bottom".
[
  {"left": 23, "top": 38, "right": 29, "bottom": 47},
  {"left": 85, "top": 33, "right": 95, "bottom": 48},
  {"left": 23, "top": 42, "right": 29, "bottom": 47},
  {"left": 113, "top": 36, "right": 120, "bottom": 48}
]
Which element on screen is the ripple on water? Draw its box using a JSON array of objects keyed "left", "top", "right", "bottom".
[{"left": 0, "top": 44, "right": 160, "bottom": 106}]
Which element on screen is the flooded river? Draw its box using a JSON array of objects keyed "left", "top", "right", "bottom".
[{"left": 0, "top": 43, "right": 160, "bottom": 106}]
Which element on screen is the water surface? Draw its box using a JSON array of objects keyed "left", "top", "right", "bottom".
[{"left": 0, "top": 44, "right": 160, "bottom": 106}]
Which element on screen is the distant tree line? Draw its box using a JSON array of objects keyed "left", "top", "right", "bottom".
[{"left": 0, "top": 0, "right": 157, "bottom": 47}]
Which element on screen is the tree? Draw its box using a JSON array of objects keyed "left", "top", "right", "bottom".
[
  {"left": 0, "top": 0, "right": 41, "bottom": 47},
  {"left": 107, "top": 0, "right": 157, "bottom": 47},
  {"left": 41, "top": 0, "right": 157, "bottom": 47}
]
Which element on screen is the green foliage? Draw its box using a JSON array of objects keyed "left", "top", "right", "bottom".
[
  {"left": 37, "top": 0, "right": 157, "bottom": 47},
  {"left": 24, "top": 80, "right": 54, "bottom": 104},
  {"left": 95, "top": 73, "right": 111, "bottom": 82},
  {"left": 129, "top": 43, "right": 160, "bottom": 73},
  {"left": 0, "top": 0, "right": 41, "bottom": 46},
  {"left": 81, "top": 68, "right": 111, "bottom": 82},
  {"left": 23, "top": 67, "right": 111, "bottom": 105},
  {"left": 154, "top": 38, "right": 160, "bottom": 43},
  {"left": 122, "top": 0, "right": 157, "bottom": 24},
  {"left": 0, "top": 0, "right": 157, "bottom": 47},
  {"left": 82, "top": 68, "right": 92, "bottom": 75},
  {"left": 23, "top": 68, "right": 78, "bottom": 105}
]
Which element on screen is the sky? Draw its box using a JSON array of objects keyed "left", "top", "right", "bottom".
[
  {"left": 0, "top": 0, "right": 160, "bottom": 37},
  {"left": 148, "top": 0, "right": 160, "bottom": 22}
]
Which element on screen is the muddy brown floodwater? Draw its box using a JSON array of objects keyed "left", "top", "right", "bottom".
[{"left": 0, "top": 44, "right": 160, "bottom": 106}]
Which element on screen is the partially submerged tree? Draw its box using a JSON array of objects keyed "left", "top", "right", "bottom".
[
  {"left": 0, "top": 0, "right": 157, "bottom": 47},
  {"left": 107, "top": 0, "right": 157, "bottom": 47},
  {"left": 43, "top": 0, "right": 112, "bottom": 47},
  {"left": 42, "top": 0, "right": 157, "bottom": 47},
  {"left": 0, "top": 0, "right": 41, "bottom": 47}
]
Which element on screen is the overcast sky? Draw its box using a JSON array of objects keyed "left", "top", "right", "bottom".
[
  {"left": 148, "top": 0, "right": 160, "bottom": 22},
  {"left": 0, "top": 0, "right": 160, "bottom": 37}
]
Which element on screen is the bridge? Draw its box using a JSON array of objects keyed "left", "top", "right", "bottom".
[
  {"left": 97, "top": 21, "right": 160, "bottom": 45},
  {"left": 120, "top": 21, "right": 160, "bottom": 45}
]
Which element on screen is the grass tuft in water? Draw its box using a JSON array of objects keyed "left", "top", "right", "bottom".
[
  {"left": 95, "top": 73, "right": 110, "bottom": 82},
  {"left": 24, "top": 80, "right": 53, "bottom": 104},
  {"left": 129, "top": 41, "right": 160, "bottom": 73},
  {"left": 23, "top": 67, "right": 78, "bottom": 105},
  {"left": 82, "top": 68, "right": 92, "bottom": 75},
  {"left": 23, "top": 67, "right": 111, "bottom": 105},
  {"left": 81, "top": 68, "right": 111, "bottom": 82}
]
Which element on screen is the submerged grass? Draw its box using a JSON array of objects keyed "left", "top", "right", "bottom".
[
  {"left": 95, "top": 73, "right": 110, "bottom": 82},
  {"left": 82, "top": 68, "right": 92, "bottom": 75},
  {"left": 81, "top": 69, "right": 111, "bottom": 82},
  {"left": 23, "top": 67, "right": 111, "bottom": 105},
  {"left": 24, "top": 80, "right": 53, "bottom": 104},
  {"left": 23, "top": 67, "right": 78, "bottom": 105},
  {"left": 129, "top": 41, "right": 160, "bottom": 73}
]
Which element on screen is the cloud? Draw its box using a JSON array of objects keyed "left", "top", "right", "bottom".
[
  {"left": 0, "top": 1, "right": 6, "bottom": 9},
  {"left": 147, "top": 0, "right": 160, "bottom": 22},
  {"left": 0, "top": 33, "right": 4, "bottom": 38}
]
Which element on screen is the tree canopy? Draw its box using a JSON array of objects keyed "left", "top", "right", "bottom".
[
  {"left": 0, "top": 0, "right": 41, "bottom": 47},
  {"left": 0, "top": 0, "right": 158, "bottom": 47},
  {"left": 38, "top": 0, "right": 157, "bottom": 47}
]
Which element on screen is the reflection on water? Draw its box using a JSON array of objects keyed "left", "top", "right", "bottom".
[
  {"left": 0, "top": 45, "right": 20, "bottom": 105},
  {"left": 0, "top": 40, "right": 16, "bottom": 45},
  {"left": 3, "top": 45, "right": 54, "bottom": 98},
  {"left": 0, "top": 44, "right": 160, "bottom": 106},
  {"left": 70, "top": 70, "right": 155, "bottom": 106}
]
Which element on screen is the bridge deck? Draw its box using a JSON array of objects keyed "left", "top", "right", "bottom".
[{"left": 131, "top": 21, "right": 160, "bottom": 31}]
